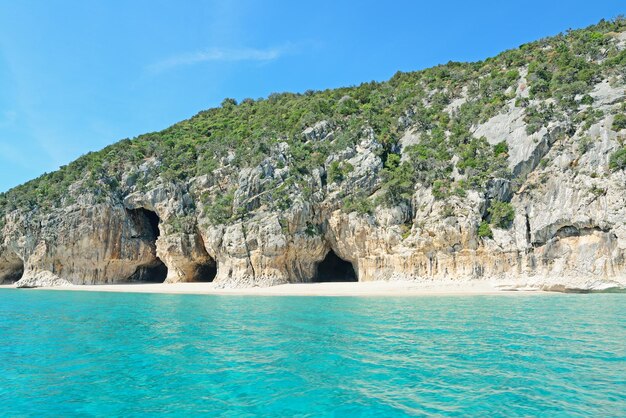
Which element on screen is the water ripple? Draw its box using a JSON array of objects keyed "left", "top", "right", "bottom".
[{"left": 0, "top": 290, "right": 624, "bottom": 416}]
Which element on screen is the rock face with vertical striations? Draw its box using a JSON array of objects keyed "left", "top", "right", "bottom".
[{"left": 1, "top": 18, "right": 626, "bottom": 291}]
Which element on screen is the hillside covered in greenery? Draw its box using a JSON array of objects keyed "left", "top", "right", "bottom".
[
  {"left": 2, "top": 17, "right": 626, "bottom": 290},
  {"left": 1, "top": 17, "right": 625, "bottom": 227}
]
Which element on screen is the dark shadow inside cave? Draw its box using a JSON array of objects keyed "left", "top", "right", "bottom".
[
  {"left": 128, "top": 207, "right": 161, "bottom": 240},
  {"left": 314, "top": 250, "right": 357, "bottom": 282},
  {"left": 129, "top": 258, "right": 168, "bottom": 283},
  {"left": 139, "top": 208, "right": 161, "bottom": 238},
  {"left": 126, "top": 208, "right": 167, "bottom": 283},
  {"left": 192, "top": 259, "right": 217, "bottom": 282},
  {"left": 1, "top": 257, "right": 24, "bottom": 284}
]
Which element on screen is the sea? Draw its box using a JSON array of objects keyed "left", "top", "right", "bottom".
[{"left": 0, "top": 289, "right": 624, "bottom": 417}]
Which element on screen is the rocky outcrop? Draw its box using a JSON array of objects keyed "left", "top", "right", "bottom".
[
  {"left": 1, "top": 204, "right": 158, "bottom": 285},
  {"left": 15, "top": 271, "right": 72, "bottom": 288},
  {"left": 2, "top": 106, "right": 625, "bottom": 292},
  {"left": 1, "top": 23, "right": 625, "bottom": 291}
]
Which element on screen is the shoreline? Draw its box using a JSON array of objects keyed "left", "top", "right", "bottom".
[{"left": 0, "top": 280, "right": 560, "bottom": 297}]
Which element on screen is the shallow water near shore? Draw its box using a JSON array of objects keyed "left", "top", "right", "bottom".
[{"left": 0, "top": 289, "right": 624, "bottom": 416}]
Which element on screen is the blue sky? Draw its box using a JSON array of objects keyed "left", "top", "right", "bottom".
[{"left": 0, "top": 1, "right": 623, "bottom": 192}]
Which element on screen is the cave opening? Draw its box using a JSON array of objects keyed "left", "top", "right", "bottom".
[
  {"left": 314, "top": 249, "right": 357, "bottom": 282},
  {"left": 1, "top": 256, "right": 24, "bottom": 284},
  {"left": 143, "top": 209, "right": 161, "bottom": 238},
  {"left": 128, "top": 207, "right": 162, "bottom": 240},
  {"left": 192, "top": 259, "right": 217, "bottom": 282},
  {"left": 127, "top": 207, "right": 167, "bottom": 283},
  {"left": 130, "top": 258, "right": 168, "bottom": 283}
]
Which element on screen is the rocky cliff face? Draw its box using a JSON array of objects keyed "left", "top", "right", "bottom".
[{"left": 1, "top": 20, "right": 625, "bottom": 291}]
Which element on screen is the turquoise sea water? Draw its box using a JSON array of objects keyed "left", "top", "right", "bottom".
[{"left": 0, "top": 290, "right": 624, "bottom": 417}]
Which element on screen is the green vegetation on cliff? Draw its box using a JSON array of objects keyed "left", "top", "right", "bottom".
[
  {"left": 1, "top": 17, "right": 625, "bottom": 225},
  {"left": 610, "top": 145, "right": 626, "bottom": 171}
]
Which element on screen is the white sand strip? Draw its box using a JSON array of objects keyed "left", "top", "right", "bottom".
[{"left": 0, "top": 280, "right": 551, "bottom": 296}]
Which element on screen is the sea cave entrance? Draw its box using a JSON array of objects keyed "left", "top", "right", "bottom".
[
  {"left": 127, "top": 208, "right": 168, "bottom": 283},
  {"left": 130, "top": 259, "right": 168, "bottom": 283},
  {"left": 190, "top": 259, "right": 217, "bottom": 282},
  {"left": 0, "top": 254, "right": 24, "bottom": 284},
  {"left": 314, "top": 249, "right": 357, "bottom": 282},
  {"left": 141, "top": 208, "right": 161, "bottom": 239},
  {"left": 128, "top": 207, "right": 162, "bottom": 240}
]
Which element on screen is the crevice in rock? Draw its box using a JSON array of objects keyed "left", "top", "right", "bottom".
[
  {"left": 532, "top": 224, "right": 612, "bottom": 247},
  {"left": 313, "top": 249, "right": 357, "bottom": 282},
  {"left": 241, "top": 223, "right": 257, "bottom": 279},
  {"left": 556, "top": 225, "right": 582, "bottom": 239},
  {"left": 555, "top": 225, "right": 609, "bottom": 239}
]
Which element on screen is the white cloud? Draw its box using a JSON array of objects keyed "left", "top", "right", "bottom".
[{"left": 148, "top": 45, "right": 291, "bottom": 73}]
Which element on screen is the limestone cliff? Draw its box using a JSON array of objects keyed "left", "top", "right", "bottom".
[{"left": 1, "top": 19, "right": 625, "bottom": 291}]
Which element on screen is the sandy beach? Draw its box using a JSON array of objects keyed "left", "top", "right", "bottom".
[{"left": 0, "top": 280, "right": 553, "bottom": 296}]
